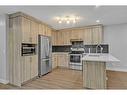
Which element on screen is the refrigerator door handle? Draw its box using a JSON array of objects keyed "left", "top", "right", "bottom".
[{"left": 41, "top": 59, "right": 50, "bottom": 61}]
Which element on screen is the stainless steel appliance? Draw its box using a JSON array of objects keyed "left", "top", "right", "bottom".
[
  {"left": 21, "top": 43, "right": 36, "bottom": 56},
  {"left": 38, "top": 35, "right": 52, "bottom": 76},
  {"left": 69, "top": 40, "right": 84, "bottom": 70},
  {"left": 69, "top": 53, "right": 83, "bottom": 70}
]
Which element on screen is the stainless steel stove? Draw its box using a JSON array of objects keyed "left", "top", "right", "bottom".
[{"left": 69, "top": 40, "right": 84, "bottom": 70}]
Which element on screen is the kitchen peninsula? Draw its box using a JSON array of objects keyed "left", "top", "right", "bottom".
[{"left": 82, "top": 53, "right": 120, "bottom": 89}]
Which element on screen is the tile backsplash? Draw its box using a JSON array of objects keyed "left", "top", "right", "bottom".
[
  {"left": 84, "top": 44, "right": 109, "bottom": 53},
  {"left": 52, "top": 44, "right": 109, "bottom": 53}
]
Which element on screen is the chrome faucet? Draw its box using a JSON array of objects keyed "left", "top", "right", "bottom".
[{"left": 96, "top": 44, "right": 103, "bottom": 54}]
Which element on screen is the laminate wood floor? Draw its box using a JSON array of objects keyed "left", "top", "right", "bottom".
[
  {"left": 1, "top": 68, "right": 127, "bottom": 89},
  {"left": 22, "top": 68, "right": 83, "bottom": 89}
]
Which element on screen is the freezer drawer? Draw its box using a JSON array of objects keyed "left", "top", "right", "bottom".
[{"left": 39, "top": 58, "right": 52, "bottom": 76}]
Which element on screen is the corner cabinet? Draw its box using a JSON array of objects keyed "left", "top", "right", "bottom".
[
  {"left": 52, "top": 53, "right": 69, "bottom": 69},
  {"left": 39, "top": 23, "right": 52, "bottom": 37},
  {"left": 9, "top": 12, "right": 52, "bottom": 87}
]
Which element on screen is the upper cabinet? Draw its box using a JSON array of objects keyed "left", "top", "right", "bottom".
[
  {"left": 21, "top": 17, "right": 31, "bottom": 43},
  {"left": 82, "top": 28, "right": 93, "bottom": 44},
  {"left": 52, "top": 25, "right": 103, "bottom": 45},
  {"left": 30, "top": 20, "right": 39, "bottom": 43},
  {"left": 92, "top": 26, "right": 103, "bottom": 44},
  {"left": 51, "top": 30, "right": 58, "bottom": 45},
  {"left": 21, "top": 17, "right": 39, "bottom": 44},
  {"left": 39, "top": 23, "right": 52, "bottom": 37},
  {"left": 46, "top": 27, "right": 52, "bottom": 37}
]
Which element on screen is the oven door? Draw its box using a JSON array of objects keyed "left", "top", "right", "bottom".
[{"left": 70, "top": 54, "right": 81, "bottom": 63}]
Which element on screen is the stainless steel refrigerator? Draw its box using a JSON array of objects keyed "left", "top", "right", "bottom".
[{"left": 38, "top": 35, "right": 52, "bottom": 76}]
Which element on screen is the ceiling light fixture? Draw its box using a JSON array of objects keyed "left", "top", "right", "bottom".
[
  {"left": 96, "top": 20, "right": 100, "bottom": 23},
  {"left": 58, "top": 20, "right": 62, "bottom": 24},
  {"left": 67, "top": 20, "right": 70, "bottom": 24},
  {"left": 56, "top": 16, "right": 80, "bottom": 24}
]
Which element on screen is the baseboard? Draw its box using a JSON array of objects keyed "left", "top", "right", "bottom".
[
  {"left": 0, "top": 79, "right": 9, "bottom": 84},
  {"left": 107, "top": 66, "right": 127, "bottom": 72}
]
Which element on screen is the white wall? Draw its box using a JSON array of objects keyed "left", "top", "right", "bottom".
[
  {"left": 104, "top": 23, "right": 127, "bottom": 72},
  {"left": 0, "top": 14, "right": 9, "bottom": 84}
]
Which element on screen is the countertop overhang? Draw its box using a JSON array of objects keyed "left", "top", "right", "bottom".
[{"left": 82, "top": 53, "right": 120, "bottom": 62}]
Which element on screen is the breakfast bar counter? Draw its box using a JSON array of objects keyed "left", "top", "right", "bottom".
[{"left": 82, "top": 53, "right": 120, "bottom": 89}]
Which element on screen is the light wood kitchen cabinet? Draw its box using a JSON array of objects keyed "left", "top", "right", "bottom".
[
  {"left": 61, "top": 30, "right": 71, "bottom": 45},
  {"left": 56, "top": 31, "right": 62, "bottom": 45},
  {"left": 83, "top": 61, "right": 106, "bottom": 89},
  {"left": 83, "top": 28, "right": 93, "bottom": 44},
  {"left": 52, "top": 54, "right": 58, "bottom": 69},
  {"left": 39, "top": 24, "right": 51, "bottom": 37},
  {"left": 30, "top": 21, "right": 39, "bottom": 43},
  {"left": 21, "top": 55, "right": 38, "bottom": 84},
  {"left": 64, "top": 30, "right": 71, "bottom": 45},
  {"left": 52, "top": 30, "right": 58, "bottom": 45},
  {"left": 21, "top": 17, "right": 39, "bottom": 44},
  {"left": 57, "top": 53, "right": 69, "bottom": 68},
  {"left": 92, "top": 26, "right": 103, "bottom": 44},
  {"left": 9, "top": 12, "right": 52, "bottom": 86},
  {"left": 9, "top": 16, "right": 22, "bottom": 86},
  {"left": 46, "top": 27, "right": 52, "bottom": 37},
  {"left": 52, "top": 30, "right": 71, "bottom": 45},
  {"left": 52, "top": 25, "right": 103, "bottom": 45},
  {"left": 30, "top": 55, "right": 38, "bottom": 78},
  {"left": 21, "top": 17, "right": 31, "bottom": 43},
  {"left": 39, "top": 24, "right": 45, "bottom": 35},
  {"left": 52, "top": 53, "right": 69, "bottom": 68},
  {"left": 21, "top": 56, "right": 31, "bottom": 83}
]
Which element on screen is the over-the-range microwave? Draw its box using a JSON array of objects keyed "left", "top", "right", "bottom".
[{"left": 21, "top": 43, "right": 37, "bottom": 56}]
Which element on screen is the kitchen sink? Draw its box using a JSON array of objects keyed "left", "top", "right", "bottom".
[{"left": 88, "top": 53, "right": 101, "bottom": 57}]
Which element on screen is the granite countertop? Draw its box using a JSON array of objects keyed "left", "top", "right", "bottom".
[{"left": 82, "top": 53, "right": 120, "bottom": 62}]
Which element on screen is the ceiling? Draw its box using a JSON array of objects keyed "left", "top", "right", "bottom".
[{"left": 0, "top": 6, "right": 127, "bottom": 30}]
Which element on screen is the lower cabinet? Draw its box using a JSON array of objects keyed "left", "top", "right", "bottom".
[
  {"left": 52, "top": 54, "right": 58, "bottom": 69},
  {"left": 52, "top": 53, "right": 69, "bottom": 69},
  {"left": 30, "top": 55, "right": 38, "bottom": 79},
  {"left": 21, "top": 56, "right": 31, "bottom": 83},
  {"left": 57, "top": 54, "right": 69, "bottom": 68},
  {"left": 21, "top": 55, "right": 38, "bottom": 84}
]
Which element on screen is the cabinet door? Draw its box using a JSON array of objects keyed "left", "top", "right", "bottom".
[
  {"left": 21, "top": 56, "right": 31, "bottom": 83},
  {"left": 46, "top": 27, "right": 52, "bottom": 37},
  {"left": 92, "top": 26, "right": 103, "bottom": 44},
  {"left": 31, "top": 21, "right": 39, "bottom": 43},
  {"left": 42, "top": 25, "right": 47, "bottom": 36},
  {"left": 63, "top": 54, "right": 69, "bottom": 68},
  {"left": 57, "top": 54, "right": 69, "bottom": 68},
  {"left": 83, "top": 28, "right": 92, "bottom": 44},
  {"left": 39, "top": 24, "right": 42, "bottom": 35},
  {"left": 52, "top": 54, "right": 58, "bottom": 69},
  {"left": 39, "top": 24, "right": 45, "bottom": 35},
  {"left": 57, "top": 31, "right": 62, "bottom": 45},
  {"left": 65, "top": 30, "right": 71, "bottom": 45},
  {"left": 30, "top": 55, "right": 38, "bottom": 79},
  {"left": 21, "top": 17, "right": 31, "bottom": 43},
  {"left": 51, "top": 31, "right": 55, "bottom": 45}
]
